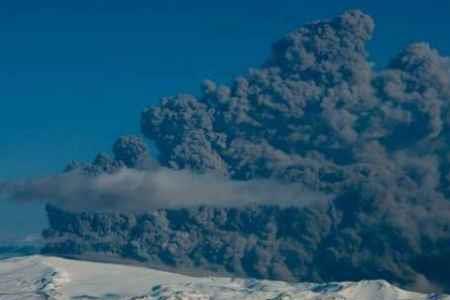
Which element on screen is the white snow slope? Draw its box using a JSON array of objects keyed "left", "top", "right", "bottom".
[{"left": 0, "top": 255, "right": 447, "bottom": 300}]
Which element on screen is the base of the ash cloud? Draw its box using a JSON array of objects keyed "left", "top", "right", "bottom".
[{"left": 42, "top": 204, "right": 450, "bottom": 293}]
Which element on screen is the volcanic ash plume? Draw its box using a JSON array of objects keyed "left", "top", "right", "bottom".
[{"left": 6, "top": 10, "right": 450, "bottom": 292}]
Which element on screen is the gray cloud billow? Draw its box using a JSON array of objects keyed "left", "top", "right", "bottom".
[{"left": 6, "top": 10, "right": 450, "bottom": 293}]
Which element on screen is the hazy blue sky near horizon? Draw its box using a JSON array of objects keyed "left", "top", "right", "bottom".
[{"left": 0, "top": 0, "right": 449, "bottom": 241}]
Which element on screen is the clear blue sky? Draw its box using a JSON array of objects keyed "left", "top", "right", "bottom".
[{"left": 1, "top": 0, "right": 449, "bottom": 241}]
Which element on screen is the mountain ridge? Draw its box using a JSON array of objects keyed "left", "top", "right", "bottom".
[{"left": 0, "top": 255, "right": 447, "bottom": 300}]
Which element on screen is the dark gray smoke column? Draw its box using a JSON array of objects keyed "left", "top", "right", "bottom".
[{"left": 43, "top": 10, "right": 450, "bottom": 293}]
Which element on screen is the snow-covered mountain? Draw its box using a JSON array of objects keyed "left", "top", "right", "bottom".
[{"left": 0, "top": 256, "right": 447, "bottom": 300}]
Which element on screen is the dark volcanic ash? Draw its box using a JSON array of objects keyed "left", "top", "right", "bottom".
[{"left": 5, "top": 10, "right": 450, "bottom": 292}]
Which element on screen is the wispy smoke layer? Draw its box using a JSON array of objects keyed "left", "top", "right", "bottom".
[{"left": 0, "top": 168, "right": 326, "bottom": 211}]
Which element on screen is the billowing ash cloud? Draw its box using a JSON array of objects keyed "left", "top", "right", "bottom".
[
  {"left": 0, "top": 167, "right": 326, "bottom": 212},
  {"left": 137, "top": 10, "right": 450, "bottom": 248},
  {"left": 7, "top": 9, "right": 450, "bottom": 292}
]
